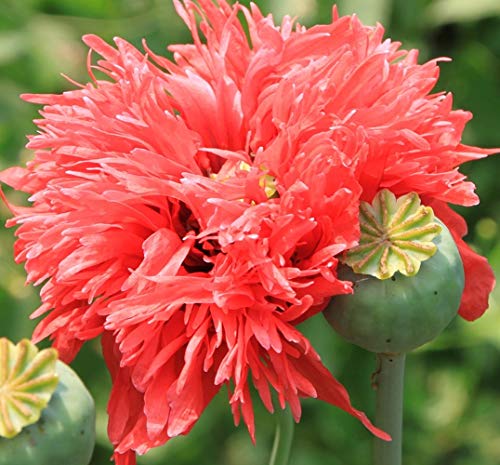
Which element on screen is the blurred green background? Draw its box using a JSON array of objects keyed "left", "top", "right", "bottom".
[{"left": 0, "top": 0, "right": 499, "bottom": 464}]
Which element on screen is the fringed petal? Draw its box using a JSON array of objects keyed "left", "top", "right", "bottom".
[{"left": 431, "top": 201, "right": 495, "bottom": 320}]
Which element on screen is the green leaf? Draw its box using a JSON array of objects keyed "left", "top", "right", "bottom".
[
  {"left": 338, "top": 0, "right": 392, "bottom": 25},
  {"left": 0, "top": 32, "right": 26, "bottom": 65},
  {"left": 426, "top": 0, "right": 500, "bottom": 26}
]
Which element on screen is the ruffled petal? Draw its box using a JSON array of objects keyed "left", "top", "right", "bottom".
[
  {"left": 292, "top": 350, "right": 390, "bottom": 441},
  {"left": 430, "top": 201, "right": 495, "bottom": 320}
]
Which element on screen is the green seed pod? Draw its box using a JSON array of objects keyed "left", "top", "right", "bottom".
[
  {"left": 0, "top": 344, "right": 95, "bottom": 465},
  {"left": 325, "top": 191, "right": 465, "bottom": 354}
]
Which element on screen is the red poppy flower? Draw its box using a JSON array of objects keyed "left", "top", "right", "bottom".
[
  {"left": 166, "top": 0, "right": 495, "bottom": 320},
  {"left": 0, "top": 1, "right": 495, "bottom": 463}
]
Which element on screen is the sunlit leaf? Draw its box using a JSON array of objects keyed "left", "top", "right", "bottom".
[
  {"left": 268, "top": 0, "right": 318, "bottom": 23},
  {"left": 338, "top": 0, "right": 392, "bottom": 25},
  {"left": 0, "top": 32, "right": 26, "bottom": 65},
  {"left": 426, "top": 0, "right": 500, "bottom": 25}
]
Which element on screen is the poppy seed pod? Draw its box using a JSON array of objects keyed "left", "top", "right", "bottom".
[
  {"left": 0, "top": 340, "right": 95, "bottom": 465},
  {"left": 325, "top": 191, "right": 464, "bottom": 354}
]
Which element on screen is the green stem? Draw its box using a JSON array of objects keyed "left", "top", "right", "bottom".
[
  {"left": 268, "top": 407, "right": 294, "bottom": 465},
  {"left": 373, "top": 352, "right": 406, "bottom": 465}
]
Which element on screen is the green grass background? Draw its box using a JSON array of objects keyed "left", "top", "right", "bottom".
[{"left": 0, "top": 0, "right": 499, "bottom": 464}]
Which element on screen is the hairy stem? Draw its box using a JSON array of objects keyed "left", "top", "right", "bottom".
[
  {"left": 268, "top": 407, "right": 294, "bottom": 465},
  {"left": 373, "top": 352, "right": 406, "bottom": 465}
]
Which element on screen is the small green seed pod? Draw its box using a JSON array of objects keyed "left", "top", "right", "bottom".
[
  {"left": 325, "top": 191, "right": 465, "bottom": 354},
  {"left": 0, "top": 343, "right": 95, "bottom": 465}
]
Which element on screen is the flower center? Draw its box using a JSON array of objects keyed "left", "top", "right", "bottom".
[
  {"left": 211, "top": 161, "right": 278, "bottom": 199},
  {"left": 239, "top": 161, "right": 278, "bottom": 199}
]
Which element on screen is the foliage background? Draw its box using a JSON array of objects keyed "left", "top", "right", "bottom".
[{"left": 0, "top": 0, "right": 499, "bottom": 464}]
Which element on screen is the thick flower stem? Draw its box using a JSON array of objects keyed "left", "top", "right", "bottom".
[
  {"left": 268, "top": 407, "right": 294, "bottom": 465},
  {"left": 373, "top": 352, "right": 406, "bottom": 465}
]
